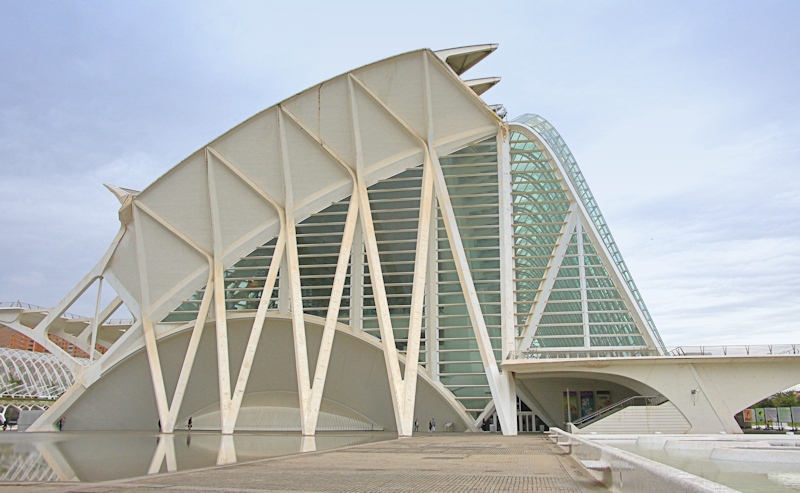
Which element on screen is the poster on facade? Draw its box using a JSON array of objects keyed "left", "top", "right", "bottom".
[
  {"left": 743, "top": 409, "right": 755, "bottom": 423},
  {"left": 596, "top": 390, "right": 612, "bottom": 409},
  {"left": 756, "top": 408, "right": 766, "bottom": 424},
  {"left": 580, "top": 391, "right": 595, "bottom": 417},
  {"left": 563, "top": 391, "right": 578, "bottom": 422},
  {"left": 778, "top": 407, "right": 792, "bottom": 425},
  {"left": 765, "top": 408, "right": 779, "bottom": 426}
]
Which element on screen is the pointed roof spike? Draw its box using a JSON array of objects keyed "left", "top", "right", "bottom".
[
  {"left": 104, "top": 183, "right": 141, "bottom": 204},
  {"left": 464, "top": 77, "right": 501, "bottom": 96},
  {"left": 434, "top": 44, "right": 499, "bottom": 76}
]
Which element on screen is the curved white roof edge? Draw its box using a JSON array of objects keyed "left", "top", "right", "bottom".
[
  {"left": 434, "top": 43, "right": 499, "bottom": 75},
  {"left": 464, "top": 76, "right": 501, "bottom": 96},
  {"left": 102, "top": 47, "right": 502, "bottom": 325}
]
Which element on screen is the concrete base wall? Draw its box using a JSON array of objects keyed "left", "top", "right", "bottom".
[{"left": 54, "top": 316, "right": 469, "bottom": 432}]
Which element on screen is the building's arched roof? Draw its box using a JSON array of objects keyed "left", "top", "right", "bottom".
[{"left": 0, "top": 348, "right": 74, "bottom": 399}]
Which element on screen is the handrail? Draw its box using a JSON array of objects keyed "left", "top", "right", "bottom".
[
  {"left": 0, "top": 301, "right": 134, "bottom": 325},
  {"left": 667, "top": 345, "right": 800, "bottom": 356},
  {"left": 0, "top": 301, "right": 85, "bottom": 320},
  {"left": 548, "top": 427, "right": 739, "bottom": 492},
  {"left": 571, "top": 395, "right": 666, "bottom": 428},
  {"left": 512, "top": 344, "right": 800, "bottom": 360}
]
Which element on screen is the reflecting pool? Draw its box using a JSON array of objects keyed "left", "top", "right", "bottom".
[
  {"left": 607, "top": 438, "right": 800, "bottom": 493},
  {"left": 0, "top": 431, "right": 394, "bottom": 482}
]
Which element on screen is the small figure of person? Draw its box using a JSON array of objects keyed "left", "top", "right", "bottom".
[
  {"left": 188, "top": 416, "right": 193, "bottom": 431},
  {"left": 414, "top": 418, "right": 418, "bottom": 432},
  {"left": 2, "top": 419, "right": 7, "bottom": 431},
  {"left": 431, "top": 417, "right": 436, "bottom": 433},
  {"left": 158, "top": 419, "right": 161, "bottom": 432},
  {"left": 58, "top": 417, "right": 65, "bottom": 431}
]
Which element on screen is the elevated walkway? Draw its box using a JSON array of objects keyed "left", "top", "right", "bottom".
[{"left": 505, "top": 346, "right": 800, "bottom": 434}]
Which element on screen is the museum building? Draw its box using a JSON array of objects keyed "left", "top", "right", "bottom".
[{"left": 1, "top": 45, "right": 797, "bottom": 436}]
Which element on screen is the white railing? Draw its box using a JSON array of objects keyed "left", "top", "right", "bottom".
[
  {"left": 0, "top": 301, "right": 85, "bottom": 320},
  {"left": 548, "top": 428, "right": 737, "bottom": 492},
  {"left": 0, "top": 301, "right": 134, "bottom": 325},
  {"left": 512, "top": 344, "right": 800, "bottom": 360},
  {"left": 570, "top": 395, "right": 667, "bottom": 429},
  {"left": 514, "top": 348, "right": 659, "bottom": 359},
  {"left": 667, "top": 345, "right": 800, "bottom": 356}
]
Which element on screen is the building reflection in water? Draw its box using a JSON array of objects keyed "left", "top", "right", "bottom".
[{"left": 0, "top": 432, "right": 388, "bottom": 482}]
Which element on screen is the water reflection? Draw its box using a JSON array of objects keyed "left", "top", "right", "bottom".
[
  {"left": 610, "top": 440, "right": 800, "bottom": 493},
  {"left": 0, "top": 431, "right": 391, "bottom": 483}
]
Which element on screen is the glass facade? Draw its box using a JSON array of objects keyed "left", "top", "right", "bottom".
[
  {"left": 512, "top": 114, "right": 665, "bottom": 352},
  {"left": 163, "top": 117, "right": 664, "bottom": 418}
]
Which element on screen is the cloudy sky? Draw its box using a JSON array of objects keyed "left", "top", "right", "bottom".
[{"left": 1, "top": 1, "right": 798, "bottom": 346}]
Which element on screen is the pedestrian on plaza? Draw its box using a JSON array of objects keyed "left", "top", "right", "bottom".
[
  {"left": 2, "top": 419, "right": 7, "bottom": 431},
  {"left": 58, "top": 417, "right": 65, "bottom": 431},
  {"left": 158, "top": 419, "right": 161, "bottom": 432},
  {"left": 431, "top": 417, "right": 436, "bottom": 433},
  {"left": 414, "top": 418, "right": 418, "bottom": 432},
  {"left": 188, "top": 416, "right": 193, "bottom": 431}
]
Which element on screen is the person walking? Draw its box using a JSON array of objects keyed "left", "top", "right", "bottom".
[
  {"left": 414, "top": 418, "right": 418, "bottom": 432},
  {"left": 58, "top": 417, "right": 65, "bottom": 431},
  {"left": 188, "top": 416, "right": 193, "bottom": 431},
  {"left": 431, "top": 417, "right": 436, "bottom": 433}
]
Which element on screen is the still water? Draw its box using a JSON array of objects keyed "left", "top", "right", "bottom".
[
  {"left": 0, "top": 431, "right": 394, "bottom": 482},
  {"left": 608, "top": 439, "right": 800, "bottom": 493}
]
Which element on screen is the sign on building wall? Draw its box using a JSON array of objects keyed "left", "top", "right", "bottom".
[
  {"left": 596, "top": 390, "right": 611, "bottom": 409},
  {"left": 580, "top": 391, "right": 594, "bottom": 417},
  {"left": 743, "top": 409, "right": 755, "bottom": 422},
  {"left": 756, "top": 408, "right": 766, "bottom": 424},
  {"left": 765, "top": 408, "right": 778, "bottom": 425}
]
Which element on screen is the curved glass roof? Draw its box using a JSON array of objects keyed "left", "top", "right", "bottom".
[{"left": 512, "top": 114, "right": 666, "bottom": 352}]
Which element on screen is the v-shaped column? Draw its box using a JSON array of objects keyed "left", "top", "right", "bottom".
[
  {"left": 132, "top": 200, "right": 216, "bottom": 433},
  {"left": 347, "top": 73, "right": 435, "bottom": 436},
  {"left": 278, "top": 107, "right": 361, "bottom": 436},
  {"left": 206, "top": 148, "right": 286, "bottom": 435}
]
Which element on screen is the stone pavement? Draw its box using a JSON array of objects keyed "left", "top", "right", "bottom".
[{"left": 0, "top": 434, "right": 607, "bottom": 493}]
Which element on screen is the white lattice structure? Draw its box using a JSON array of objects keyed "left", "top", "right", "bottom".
[
  {"left": 0, "top": 45, "right": 796, "bottom": 436},
  {"left": 0, "top": 348, "right": 74, "bottom": 399}
]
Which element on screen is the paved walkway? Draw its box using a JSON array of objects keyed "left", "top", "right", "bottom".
[{"left": 0, "top": 434, "right": 607, "bottom": 493}]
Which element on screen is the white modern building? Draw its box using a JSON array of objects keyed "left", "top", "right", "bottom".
[{"left": 1, "top": 45, "right": 797, "bottom": 436}]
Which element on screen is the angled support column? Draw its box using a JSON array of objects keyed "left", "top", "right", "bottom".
[
  {"left": 349, "top": 219, "right": 364, "bottom": 333},
  {"left": 148, "top": 434, "right": 177, "bottom": 474},
  {"left": 518, "top": 205, "right": 578, "bottom": 352},
  {"left": 133, "top": 200, "right": 216, "bottom": 434},
  {"left": 131, "top": 209, "right": 214, "bottom": 434},
  {"left": 577, "top": 221, "right": 591, "bottom": 348},
  {"left": 278, "top": 107, "right": 359, "bottom": 436},
  {"left": 431, "top": 144, "right": 517, "bottom": 435},
  {"left": 207, "top": 147, "right": 287, "bottom": 434},
  {"left": 348, "top": 73, "right": 434, "bottom": 436},
  {"left": 204, "top": 147, "right": 287, "bottom": 435},
  {"left": 28, "top": 228, "right": 127, "bottom": 374},
  {"left": 497, "top": 127, "right": 516, "bottom": 361}
]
